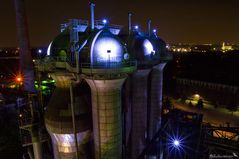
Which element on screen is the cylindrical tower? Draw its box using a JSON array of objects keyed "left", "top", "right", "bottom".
[
  {"left": 80, "top": 29, "right": 136, "bottom": 159},
  {"left": 45, "top": 73, "right": 91, "bottom": 159},
  {"left": 85, "top": 78, "right": 125, "bottom": 158},
  {"left": 130, "top": 69, "right": 151, "bottom": 159},
  {"left": 148, "top": 63, "right": 166, "bottom": 139},
  {"left": 148, "top": 36, "right": 172, "bottom": 141},
  {"left": 123, "top": 31, "right": 157, "bottom": 159}
]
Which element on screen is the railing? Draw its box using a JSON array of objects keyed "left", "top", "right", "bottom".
[
  {"left": 60, "top": 19, "right": 89, "bottom": 32},
  {"left": 202, "top": 125, "right": 239, "bottom": 152},
  {"left": 20, "top": 127, "right": 49, "bottom": 147},
  {"left": 80, "top": 60, "right": 137, "bottom": 69},
  {"left": 94, "top": 20, "right": 123, "bottom": 29}
]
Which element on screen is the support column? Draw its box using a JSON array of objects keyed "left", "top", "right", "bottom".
[
  {"left": 86, "top": 78, "right": 126, "bottom": 159},
  {"left": 149, "top": 63, "right": 166, "bottom": 140},
  {"left": 131, "top": 69, "right": 151, "bottom": 159},
  {"left": 32, "top": 142, "right": 42, "bottom": 159}
]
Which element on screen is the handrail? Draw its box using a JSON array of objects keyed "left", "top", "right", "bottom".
[{"left": 80, "top": 60, "right": 137, "bottom": 69}]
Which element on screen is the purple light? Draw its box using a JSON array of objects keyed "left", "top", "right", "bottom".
[{"left": 153, "top": 29, "right": 157, "bottom": 33}]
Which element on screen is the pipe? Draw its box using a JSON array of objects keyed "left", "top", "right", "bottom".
[
  {"left": 70, "top": 82, "right": 79, "bottom": 159},
  {"left": 148, "top": 19, "right": 151, "bottom": 36},
  {"left": 90, "top": 1, "right": 95, "bottom": 30},
  {"left": 128, "top": 13, "right": 132, "bottom": 34}
]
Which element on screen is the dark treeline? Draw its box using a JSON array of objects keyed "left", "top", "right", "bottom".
[{"left": 164, "top": 50, "right": 239, "bottom": 86}]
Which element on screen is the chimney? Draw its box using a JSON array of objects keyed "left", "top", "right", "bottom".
[
  {"left": 90, "top": 1, "right": 95, "bottom": 30},
  {"left": 128, "top": 13, "right": 132, "bottom": 34},
  {"left": 148, "top": 19, "right": 151, "bottom": 36}
]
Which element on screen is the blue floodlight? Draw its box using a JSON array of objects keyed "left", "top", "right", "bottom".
[
  {"left": 38, "top": 49, "right": 42, "bottom": 54},
  {"left": 134, "top": 25, "right": 139, "bottom": 30},
  {"left": 102, "top": 19, "right": 107, "bottom": 24},
  {"left": 173, "top": 140, "right": 180, "bottom": 147}
]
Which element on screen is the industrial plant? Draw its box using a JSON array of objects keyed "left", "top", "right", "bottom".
[
  {"left": 12, "top": 0, "right": 239, "bottom": 159},
  {"left": 15, "top": 0, "right": 173, "bottom": 158}
]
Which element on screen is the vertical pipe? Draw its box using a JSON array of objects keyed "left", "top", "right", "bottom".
[
  {"left": 90, "top": 1, "right": 95, "bottom": 30},
  {"left": 86, "top": 78, "right": 126, "bottom": 159},
  {"left": 148, "top": 19, "right": 151, "bottom": 36},
  {"left": 128, "top": 13, "right": 132, "bottom": 34},
  {"left": 70, "top": 82, "right": 79, "bottom": 159}
]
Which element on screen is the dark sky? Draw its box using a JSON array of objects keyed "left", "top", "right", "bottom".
[{"left": 1, "top": 0, "right": 239, "bottom": 47}]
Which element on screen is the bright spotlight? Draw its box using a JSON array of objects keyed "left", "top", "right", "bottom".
[
  {"left": 173, "top": 140, "right": 180, "bottom": 147},
  {"left": 16, "top": 75, "right": 22, "bottom": 83},
  {"left": 153, "top": 29, "right": 157, "bottom": 33},
  {"left": 38, "top": 49, "right": 42, "bottom": 54},
  {"left": 102, "top": 19, "right": 107, "bottom": 24},
  {"left": 134, "top": 25, "right": 139, "bottom": 30}
]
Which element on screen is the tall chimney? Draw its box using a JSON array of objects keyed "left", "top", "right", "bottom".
[
  {"left": 148, "top": 19, "right": 151, "bottom": 36},
  {"left": 90, "top": 1, "right": 95, "bottom": 30},
  {"left": 128, "top": 13, "right": 132, "bottom": 34},
  {"left": 14, "top": 1, "right": 42, "bottom": 159},
  {"left": 14, "top": 0, "right": 35, "bottom": 93}
]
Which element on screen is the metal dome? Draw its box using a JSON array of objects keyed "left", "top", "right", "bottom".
[
  {"left": 150, "top": 34, "right": 173, "bottom": 61},
  {"left": 80, "top": 29, "right": 128, "bottom": 65},
  {"left": 126, "top": 32, "right": 156, "bottom": 62},
  {"left": 48, "top": 30, "right": 70, "bottom": 58}
]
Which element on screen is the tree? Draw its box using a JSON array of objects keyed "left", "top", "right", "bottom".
[
  {"left": 197, "top": 99, "right": 203, "bottom": 109},
  {"left": 227, "top": 101, "right": 238, "bottom": 115},
  {"left": 163, "top": 97, "right": 173, "bottom": 110}
]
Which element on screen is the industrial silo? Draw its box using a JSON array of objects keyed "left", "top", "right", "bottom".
[
  {"left": 80, "top": 29, "right": 136, "bottom": 159},
  {"left": 148, "top": 33, "right": 173, "bottom": 141},
  {"left": 44, "top": 32, "right": 92, "bottom": 158},
  {"left": 122, "top": 29, "right": 157, "bottom": 159}
]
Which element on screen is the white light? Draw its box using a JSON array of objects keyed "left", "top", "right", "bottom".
[
  {"left": 153, "top": 29, "right": 157, "bottom": 33},
  {"left": 134, "top": 25, "right": 139, "bottom": 30},
  {"left": 94, "top": 37, "right": 123, "bottom": 62},
  {"left": 102, "top": 19, "right": 107, "bottom": 24},
  {"left": 173, "top": 140, "right": 180, "bottom": 146},
  {"left": 143, "top": 39, "right": 155, "bottom": 55},
  {"left": 38, "top": 49, "right": 42, "bottom": 54}
]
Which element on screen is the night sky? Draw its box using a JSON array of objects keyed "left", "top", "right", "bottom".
[{"left": 1, "top": 0, "right": 239, "bottom": 47}]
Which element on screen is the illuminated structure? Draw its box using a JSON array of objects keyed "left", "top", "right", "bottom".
[
  {"left": 37, "top": 2, "right": 172, "bottom": 159},
  {"left": 121, "top": 20, "right": 172, "bottom": 158}
]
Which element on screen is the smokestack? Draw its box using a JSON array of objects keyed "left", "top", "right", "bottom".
[
  {"left": 128, "top": 13, "right": 132, "bottom": 34},
  {"left": 148, "top": 19, "right": 151, "bottom": 36},
  {"left": 90, "top": 1, "right": 95, "bottom": 30},
  {"left": 14, "top": 1, "right": 42, "bottom": 159},
  {"left": 14, "top": 0, "right": 35, "bottom": 93}
]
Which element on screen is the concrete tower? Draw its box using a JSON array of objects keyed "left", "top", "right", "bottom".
[{"left": 80, "top": 29, "right": 136, "bottom": 159}]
